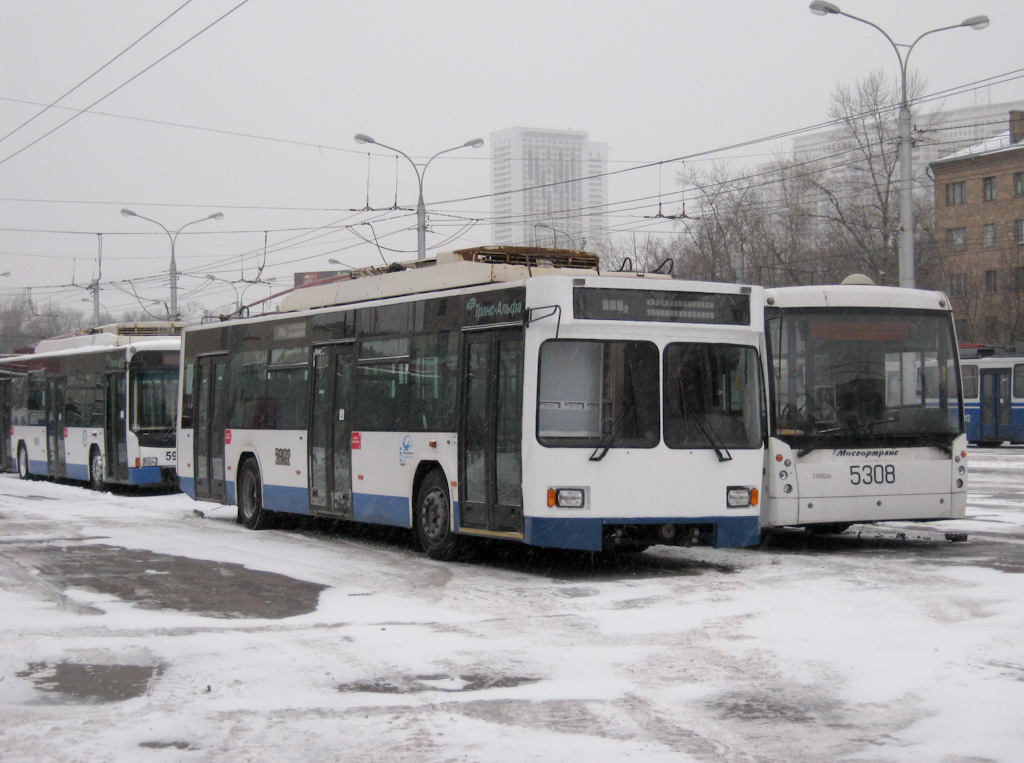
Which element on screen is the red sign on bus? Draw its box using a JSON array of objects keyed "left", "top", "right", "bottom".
[
  {"left": 225, "top": 429, "right": 232, "bottom": 445},
  {"left": 352, "top": 432, "right": 361, "bottom": 450}
]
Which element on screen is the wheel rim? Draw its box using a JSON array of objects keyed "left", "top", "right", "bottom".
[
  {"left": 240, "top": 472, "right": 257, "bottom": 520},
  {"left": 18, "top": 449, "right": 27, "bottom": 477},
  {"left": 420, "top": 487, "right": 448, "bottom": 543},
  {"left": 91, "top": 453, "right": 102, "bottom": 483}
]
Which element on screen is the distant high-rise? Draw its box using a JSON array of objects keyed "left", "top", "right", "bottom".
[{"left": 490, "top": 127, "right": 607, "bottom": 249}]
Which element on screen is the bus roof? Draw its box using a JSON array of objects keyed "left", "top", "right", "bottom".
[
  {"left": 278, "top": 246, "right": 669, "bottom": 313},
  {"left": 764, "top": 284, "right": 952, "bottom": 312}
]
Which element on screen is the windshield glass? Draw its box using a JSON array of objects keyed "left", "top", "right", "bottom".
[
  {"left": 537, "top": 340, "right": 659, "bottom": 448},
  {"left": 663, "top": 343, "right": 764, "bottom": 450},
  {"left": 766, "top": 307, "right": 963, "bottom": 446},
  {"left": 131, "top": 368, "right": 178, "bottom": 431}
]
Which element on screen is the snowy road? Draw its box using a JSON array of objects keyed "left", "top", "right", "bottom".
[{"left": 1, "top": 449, "right": 1023, "bottom": 762}]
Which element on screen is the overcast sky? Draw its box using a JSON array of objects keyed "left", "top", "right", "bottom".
[{"left": 1, "top": 0, "right": 1021, "bottom": 319}]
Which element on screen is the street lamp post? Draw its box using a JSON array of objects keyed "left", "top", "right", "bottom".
[
  {"left": 809, "top": 1, "right": 989, "bottom": 288},
  {"left": 354, "top": 133, "right": 484, "bottom": 260},
  {"left": 121, "top": 209, "right": 224, "bottom": 319}
]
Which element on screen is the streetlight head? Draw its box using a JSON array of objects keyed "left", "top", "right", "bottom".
[
  {"left": 208, "top": 212, "right": 224, "bottom": 221},
  {"left": 809, "top": 1, "right": 841, "bottom": 15},
  {"left": 354, "top": 133, "right": 376, "bottom": 145},
  {"left": 962, "top": 15, "right": 989, "bottom": 30},
  {"left": 120, "top": 208, "right": 137, "bottom": 217},
  {"left": 465, "top": 138, "right": 485, "bottom": 149}
]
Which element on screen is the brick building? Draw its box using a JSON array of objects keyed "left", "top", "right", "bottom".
[{"left": 931, "top": 111, "right": 1024, "bottom": 344}]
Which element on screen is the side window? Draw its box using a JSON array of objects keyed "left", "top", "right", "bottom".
[
  {"left": 355, "top": 338, "right": 411, "bottom": 431},
  {"left": 229, "top": 350, "right": 269, "bottom": 428},
  {"left": 961, "top": 364, "right": 978, "bottom": 400},
  {"left": 1013, "top": 365, "right": 1024, "bottom": 399},
  {"left": 180, "top": 362, "right": 195, "bottom": 429}
]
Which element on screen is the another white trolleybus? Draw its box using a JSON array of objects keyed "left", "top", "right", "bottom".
[
  {"left": 761, "top": 282, "right": 967, "bottom": 533},
  {"left": 176, "top": 247, "right": 767, "bottom": 557},
  {"left": 1, "top": 324, "right": 182, "bottom": 488}
]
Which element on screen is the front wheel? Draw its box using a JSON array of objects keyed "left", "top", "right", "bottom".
[
  {"left": 237, "top": 460, "right": 274, "bottom": 530},
  {"left": 17, "top": 444, "right": 33, "bottom": 481},
  {"left": 415, "top": 470, "right": 462, "bottom": 560}
]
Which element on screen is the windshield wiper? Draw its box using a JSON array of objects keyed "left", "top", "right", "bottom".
[
  {"left": 589, "top": 356, "right": 641, "bottom": 462},
  {"left": 678, "top": 380, "right": 732, "bottom": 462},
  {"left": 797, "top": 416, "right": 898, "bottom": 457}
]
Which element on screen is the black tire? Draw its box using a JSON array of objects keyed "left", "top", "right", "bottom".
[
  {"left": 17, "top": 444, "right": 33, "bottom": 481},
  {"left": 237, "top": 460, "right": 274, "bottom": 530},
  {"left": 415, "top": 470, "right": 462, "bottom": 560},
  {"left": 89, "top": 448, "right": 105, "bottom": 491}
]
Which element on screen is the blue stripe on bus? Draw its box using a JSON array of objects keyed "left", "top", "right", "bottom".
[
  {"left": 128, "top": 466, "right": 164, "bottom": 486},
  {"left": 29, "top": 460, "right": 48, "bottom": 476},
  {"left": 354, "top": 492, "right": 411, "bottom": 528},
  {"left": 178, "top": 475, "right": 196, "bottom": 498},
  {"left": 523, "top": 514, "right": 762, "bottom": 551},
  {"left": 263, "top": 483, "right": 310, "bottom": 514},
  {"left": 65, "top": 463, "right": 89, "bottom": 482}
]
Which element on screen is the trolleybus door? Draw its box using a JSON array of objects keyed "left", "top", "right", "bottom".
[
  {"left": 459, "top": 328, "right": 524, "bottom": 535},
  {"left": 0, "top": 379, "right": 10, "bottom": 471},
  {"left": 980, "top": 368, "right": 1011, "bottom": 444},
  {"left": 46, "top": 378, "right": 66, "bottom": 477},
  {"left": 104, "top": 373, "right": 129, "bottom": 482},
  {"left": 309, "top": 344, "right": 354, "bottom": 519},
  {"left": 194, "top": 355, "right": 227, "bottom": 502}
]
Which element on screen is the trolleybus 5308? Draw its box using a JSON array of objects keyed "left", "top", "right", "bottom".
[{"left": 761, "top": 282, "right": 967, "bottom": 533}]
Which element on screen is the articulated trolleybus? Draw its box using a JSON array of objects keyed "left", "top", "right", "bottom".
[
  {"left": 761, "top": 282, "right": 967, "bottom": 533},
  {"left": 1, "top": 323, "right": 181, "bottom": 488},
  {"left": 177, "top": 247, "right": 766, "bottom": 557}
]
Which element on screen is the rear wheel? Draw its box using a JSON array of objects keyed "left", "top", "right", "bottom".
[
  {"left": 415, "top": 470, "right": 462, "bottom": 560},
  {"left": 237, "top": 460, "right": 274, "bottom": 530},
  {"left": 89, "top": 448, "right": 105, "bottom": 491},
  {"left": 17, "top": 444, "right": 32, "bottom": 481}
]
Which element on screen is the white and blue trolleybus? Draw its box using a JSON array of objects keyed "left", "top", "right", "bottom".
[
  {"left": 176, "top": 247, "right": 767, "bottom": 557},
  {"left": 761, "top": 282, "right": 967, "bottom": 533},
  {"left": 959, "top": 347, "right": 1024, "bottom": 445},
  {"left": 1, "top": 324, "right": 181, "bottom": 488}
]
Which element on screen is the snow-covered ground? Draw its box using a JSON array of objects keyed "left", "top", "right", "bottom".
[{"left": 1, "top": 448, "right": 1023, "bottom": 762}]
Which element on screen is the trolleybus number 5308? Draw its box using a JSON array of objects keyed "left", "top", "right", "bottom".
[{"left": 849, "top": 464, "right": 896, "bottom": 485}]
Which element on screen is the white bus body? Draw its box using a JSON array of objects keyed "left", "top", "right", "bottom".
[
  {"left": 177, "top": 248, "right": 767, "bottom": 556},
  {"left": 762, "top": 284, "right": 967, "bottom": 531},
  {"left": 1, "top": 326, "right": 181, "bottom": 488}
]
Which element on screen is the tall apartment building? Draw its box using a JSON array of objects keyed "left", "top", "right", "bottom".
[
  {"left": 490, "top": 127, "right": 607, "bottom": 249},
  {"left": 931, "top": 111, "right": 1024, "bottom": 344}
]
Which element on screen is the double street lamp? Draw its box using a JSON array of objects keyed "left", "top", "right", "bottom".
[
  {"left": 121, "top": 209, "right": 224, "bottom": 319},
  {"left": 809, "top": 1, "right": 989, "bottom": 288},
  {"left": 354, "top": 133, "right": 484, "bottom": 260}
]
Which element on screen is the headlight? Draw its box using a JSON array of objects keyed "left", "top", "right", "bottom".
[
  {"left": 547, "top": 488, "right": 585, "bottom": 509},
  {"left": 142, "top": 457, "right": 158, "bottom": 467},
  {"left": 727, "top": 486, "right": 757, "bottom": 508}
]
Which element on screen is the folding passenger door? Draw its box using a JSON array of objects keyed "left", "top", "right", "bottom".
[
  {"left": 980, "top": 368, "right": 1011, "bottom": 443},
  {"left": 194, "top": 354, "right": 227, "bottom": 502},
  {"left": 308, "top": 344, "right": 355, "bottom": 519},
  {"left": 46, "top": 378, "right": 66, "bottom": 477},
  {"left": 104, "top": 373, "right": 129, "bottom": 482},
  {"left": 459, "top": 328, "right": 524, "bottom": 535}
]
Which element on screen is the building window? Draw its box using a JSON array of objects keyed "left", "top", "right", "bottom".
[
  {"left": 949, "top": 272, "right": 967, "bottom": 297},
  {"left": 985, "top": 269, "right": 998, "bottom": 293},
  {"left": 984, "top": 223, "right": 997, "bottom": 247},
  {"left": 983, "top": 177, "right": 996, "bottom": 201},
  {"left": 946, "top": 181, "right": 966, "bottom": 206},
  {"left": 1017, "top": 219, "right": 1024, "bottom": 245},
  {"left": 1015, "top": 172, "right": 1024, "bottom": 197},
  {"left": 1015, "top": 266, "right": 1024, "bottom": 293},
  {"left": 946, "top": 227, "right": 967, "bottom": 250}
]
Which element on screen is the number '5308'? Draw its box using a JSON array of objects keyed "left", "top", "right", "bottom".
[{"left": 850, "top": 464, "right": 895, "bottom": 485}]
